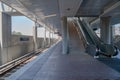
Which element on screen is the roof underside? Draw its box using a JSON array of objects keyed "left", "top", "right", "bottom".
[{"left": 0, "top": 0, "right": 120, "bottom": 33}]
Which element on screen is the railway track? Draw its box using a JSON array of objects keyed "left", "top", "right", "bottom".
[{"left": 0, "top": 48, "right": 46, "bottom": 80}]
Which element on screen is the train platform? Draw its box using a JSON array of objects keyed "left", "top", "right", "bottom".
[{"left": 6, "top": 22, "right": 120, "bottom": 80}]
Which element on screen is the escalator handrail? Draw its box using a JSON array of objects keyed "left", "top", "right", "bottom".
[
  {"left": 78, "top": 18, "right": 118, "bottom": 56},
  {"left": 78, "top": 19, "right": 96, "bottom": 45},
  {"left": 82, "top": 19, "right": 103, "bottom": 44}
]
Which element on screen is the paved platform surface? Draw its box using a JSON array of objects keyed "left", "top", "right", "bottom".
[{"left": 6, "top": 22, "right": 120, "bottom": 80}]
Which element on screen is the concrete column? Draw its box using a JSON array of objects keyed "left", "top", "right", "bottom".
[
  {"left": 43, "top": 27, "right": 47, "bottom": 48},
  {"left": 0, "top": 12, "right": 11, "bottom": 65},
  {"left": 52, "top": 31, "right": 54, "bottom": 44},
  {"left": 33, "top": 23, "right": 38, "bottom": 51},
  {"left": 48, "top": 31, "right": 51, "bottom": 47},
  {"left": 62, "top": 16, "right": 68, "bottom": 54},
  {"left": 100, "top": 17, "right": 112, "bottom": 44},
  {"left": 50, "top": 31, "right": 52, "bottom": 45},
  {"left": 110, "top": 26, "right": 114, "bottom": 44}
]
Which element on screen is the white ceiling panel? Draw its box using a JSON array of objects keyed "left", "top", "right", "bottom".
[
  {"left": 0, "top": 0, "right": 61, "bottom": 32},
  {"left": 1, "top": 0, "right": 119, "bottom": 34},
  {"left": 58, "top": 0, "right": 83, "bottom": 16}
]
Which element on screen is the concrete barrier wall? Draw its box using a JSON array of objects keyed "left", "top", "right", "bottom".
[
  {"left": 7, "top": 35, "right": 34, "bottom": 62},
  {"left": 0, "top": 35, "right": 58, "bottom": 65}
]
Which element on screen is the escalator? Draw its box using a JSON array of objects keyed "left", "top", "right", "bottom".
[{"left": 73, "top": 18, "right": 118, "bottom": 57}]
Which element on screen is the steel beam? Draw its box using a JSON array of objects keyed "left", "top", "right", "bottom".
[
  {"left": 90, "top": 1, "right": 120, "bottom": 25},
  {"left": 100, "top": 1, "right": 120, "bottom": 17}
]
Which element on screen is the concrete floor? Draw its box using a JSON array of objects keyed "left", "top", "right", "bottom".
[{"left": 6, "top": 22, "right": 120, "bottom": 80}]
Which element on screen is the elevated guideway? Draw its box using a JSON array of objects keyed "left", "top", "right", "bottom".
[
  {"left": 0, "top": 0, "right": 119, "bottom": 79},
  {"left": 6, "top": 21, "right": 120, "bottom": 80}
]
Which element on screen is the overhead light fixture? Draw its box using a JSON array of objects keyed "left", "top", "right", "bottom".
[
  {"left": 44, "top": 14, "right": 57, "bottom": 18},
  {"left": 66, "top": 8, "right": 71, "bottom": 11}
]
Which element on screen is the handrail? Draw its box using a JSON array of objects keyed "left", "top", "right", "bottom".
[{"left": 82, "top": 19, "right": 103, "bottom": 44}]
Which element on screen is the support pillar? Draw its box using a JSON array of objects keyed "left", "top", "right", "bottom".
[
  {"left": 43, "top": 27, "right": 47, "bottom": 48},
  {"left": 33, "top": 23, "right": 38, "bottom": 51},
  {"left": 100, "top": 17, "right": 112, "bottom": 44},
  {"left": 0, "top": 12, "right": 11, "bottom": 65},
  {"left": 112, "top": 26, "right": 115, "bottom": 43},
  {"left": 62, "top": 16, "right": 68, "bottom": 54},
  {"left": 52, "top": 31, "right": 54, "bottom": 44},
  {"left": 50, "top": 31, "right": 52, "bottom": 45},
  {"left": 48, "top": 30, "right": 51, "bottom": 47}
]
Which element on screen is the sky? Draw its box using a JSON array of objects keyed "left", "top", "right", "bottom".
[
  {"left": 12, "top": 16, "right": 57, "bottom": 38},
  {"left": 12, "top": 16, "right": 34, "bottom": 36},
  {"left": 12, "top": 16, "right": 120, "bottom": 38}
]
